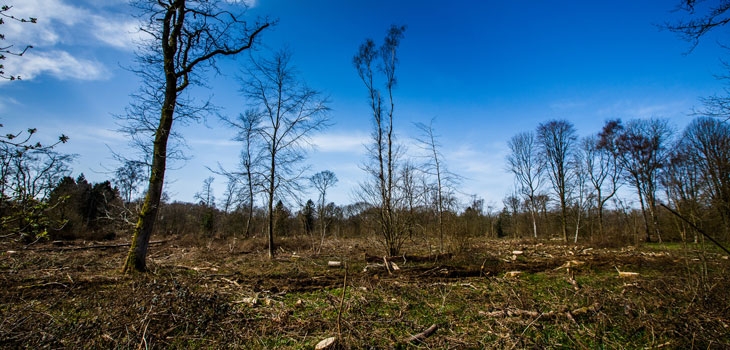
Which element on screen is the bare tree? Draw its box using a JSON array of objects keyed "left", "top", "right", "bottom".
[
  {"left": 536, "top": 119, "right": 577, "bottom": 242},
  {"left": 113, "top": 159, "right": 146, "bottom": 204},
  {"left": 240, "top": 49, "right": 330, "bottom": 259},
  {"left": 218, "top": 176, "right": 238, "bottom": 213},
  {"left": 681, "top": 117, "right": 730, "bottom": 233},
  {"left": 122, "top": 0, "right": 271, "bottom": 273},
  {"left": 310, "top": 170, "right": 337, "bottom": 251},
  {"left": 354, "top": 24, "right": 407, "bottom": 256},
  {"left": 414, "top": 119, "right": 461, "bottom": 252},
  {"left": 571, "top": 146, "right": 591, "bottom": 243},
  {"left": 580, "top": 135, "right": 621, "bottom": 239},
  {"left": 194, "top": 176, "right": 215, "bottom": 207},
  {"left": 599, "top": 118, "right": 674, "bottom": 243},
  {"left": 218, "top": 109, "right": 265, "bottom": 237},
  {"left": 663, "top": 142, "right": 704, "bottom": 243},
  {"left": 507, "top": 131, "right": 544, "bottom": 239},
  {"left": 503, "top": 192, "right": 521, "bottom": 238}
]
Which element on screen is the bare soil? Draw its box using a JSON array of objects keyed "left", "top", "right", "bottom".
[{"left": 1, "top": 235, "right": 728, "bottom": 349}]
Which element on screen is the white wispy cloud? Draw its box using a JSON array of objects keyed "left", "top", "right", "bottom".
[
  {"left": 1, "top": 0, "right": 139, "bottom": 83},
  {"left": 89, "top": 16, "right": 142, "bottom": 50},
  {"left": 596, "top": 99, "right": 689, "bottom": 119},
  {"left": 310, "top": 131, "right": 369, "bottom": 154},
  {"left": 189, "top": 138, "right": 239, "bottom": 148},
  {"left": 68, "top": 125, "right": 128, "bottom": 144},
  {"left": 8, "top": 50, "right": 107, "bottom": 81},
  {"left": 0, "top": 97, "right": 21, "bottom": 113},
  {"left": 446, "top": 142, "right": 513, "bottom": 202}
]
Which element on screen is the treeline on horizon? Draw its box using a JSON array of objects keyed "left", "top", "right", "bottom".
[{"left": 1, "top": 114, "right": 727, "bottom": 251}]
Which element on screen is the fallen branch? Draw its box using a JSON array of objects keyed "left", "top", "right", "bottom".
[
  {"left": 480, "top": 304, "right": 600, "bottom": 320},
  {"left": 615, "top": 266, "right": 639, "bottom": 278},
  {"left": 32, "top": 240, "right": 168, "bottom": 252},
  {"left": 404, "top": 324, "right": 438, "bottom": 344},
  {"left": 172, "top": 265, "right": 219, "bottom": 272},
  {"left": 364, "top": 253, "right": 452, "bottom": 263}
]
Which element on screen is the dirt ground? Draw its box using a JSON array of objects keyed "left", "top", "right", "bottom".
[{"left": 1, "top": 235, "right": 728, "bottom": 349}]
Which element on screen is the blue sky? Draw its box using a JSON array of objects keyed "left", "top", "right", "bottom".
[{"left": 1, "top": 0, "right": 727, "bottom": 208}]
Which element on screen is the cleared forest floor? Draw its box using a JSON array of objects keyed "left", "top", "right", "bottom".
[{"left": 1, "top": 235, "right": 728, "bottom": 349}]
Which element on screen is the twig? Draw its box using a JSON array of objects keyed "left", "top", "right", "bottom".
[
  {"left": 337, "top": 261, "right": 348, "bottom": 339},
  {"left": 383, "top": 256, "right": 392, "bottom": 275}
]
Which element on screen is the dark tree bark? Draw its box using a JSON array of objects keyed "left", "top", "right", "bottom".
[{"left": 122, "top": 0, "right": 271, "bottom": 273}]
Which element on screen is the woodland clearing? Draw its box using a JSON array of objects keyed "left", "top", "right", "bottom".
[{"left": 1, "top": 235, "right": 728, "bottom": 349}]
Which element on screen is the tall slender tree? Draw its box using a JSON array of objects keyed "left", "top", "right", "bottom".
[
  {"left": 310, "top": 170, "right": 338, "bottom": 251},
  {"left": 580, "top": 135, "right": 621, "bottom": 239},
  {"left": 354, "top": 24, "right": 407, "bottom": 256},
  {"left": 506, "top": 131, "right": 544, "bottom": 239},
  {"left": 414, "top": 119, "right": 460, "bottom": 252},
  {"left": 536, "top": 119, "right": 577, "bottom": 242},
  {"left": 240, "top": 49, "right": 330, "bottom": 259},
  {"left": 122, "top": 0, "right": 271, "bottom": 273}
]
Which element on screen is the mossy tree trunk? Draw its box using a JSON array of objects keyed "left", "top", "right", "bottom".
[{"left": 121, "top": 0, "right": 270, "bottom": 273}]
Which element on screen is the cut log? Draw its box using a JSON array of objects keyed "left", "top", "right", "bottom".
[
  {"left": 327, "top": 261, "right": 342, "bottom": 268},
  {"left": 615, "top": 266, "right": 639, "bottom": 278}
]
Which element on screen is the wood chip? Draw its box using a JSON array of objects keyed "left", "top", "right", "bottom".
[
  {"left": 315, "top": 336, "right": 337, "bottom": 349},
  {"left": 504, "top": 271, "right": 522, "bottom": 278}
]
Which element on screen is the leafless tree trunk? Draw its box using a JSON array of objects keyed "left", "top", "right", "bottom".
[
  {"left": 353, "top": 25, "right": 407, "bottom": 256},
  {"left": 537, "top": 120, "right": 577, "bottom": 242},
  {"left": 507, "top": 131, "right": 544, "bottom": 239},
  {"left": 681, "top": 117, "right": 730, "bottom": 238},
  {"left": 664, "top": 144, "right": 703, "bottom": 243},
  {"left": 240, "top": 49, "right": 330, "bottom": 259},
  {"left": 598, "top": 118, "right": 673, "bottom": 243},
  {"left": 415, "top": 119, "right": 460, "bottom": 252},
  {"left": 220, "top": 109, "right": 266, "bottom": 238},
  {"left": 122, "top": 0, "right": 271, "bottom": 273},
  {"left": 581, "top": 135, "right": 621, "bottom": 240},
  {"left": 571, "top": 149, "right": 591, "bottom": 243},
  {"left": 311, "top": 170, "right": 338, "bottom": 252}
]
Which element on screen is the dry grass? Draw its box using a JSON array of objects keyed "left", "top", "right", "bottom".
[{"left": 1, "top": 235, "right": 728, "bottom": 348}]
